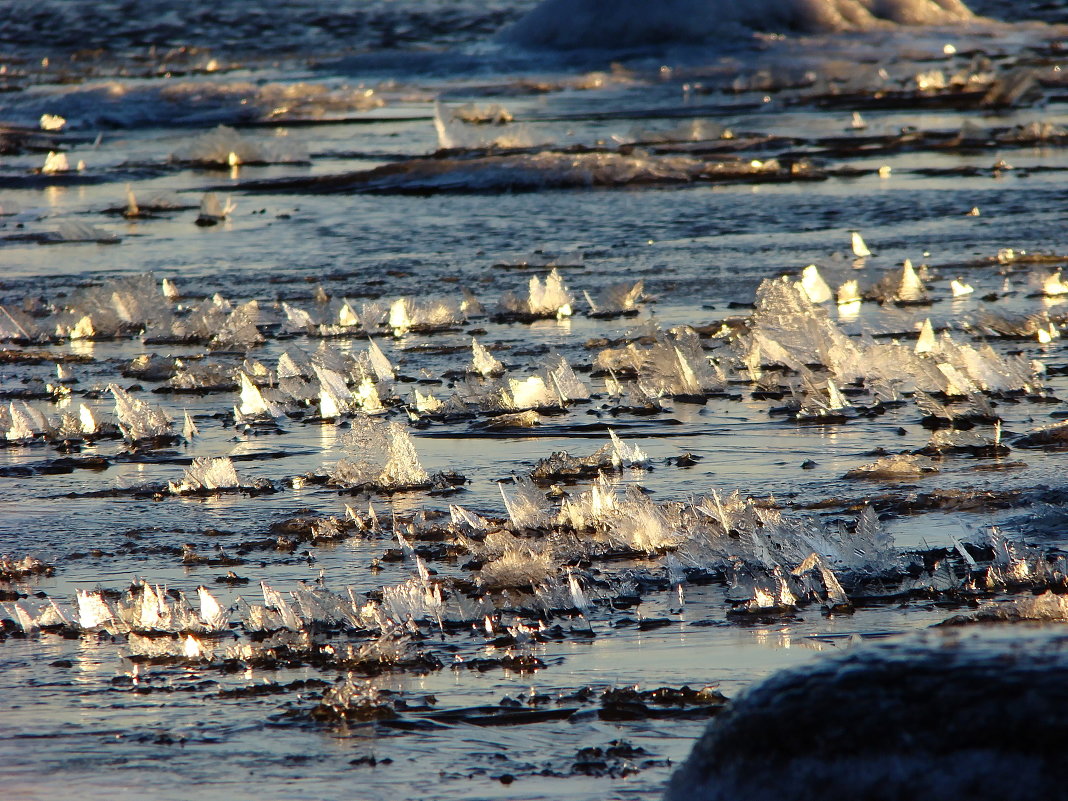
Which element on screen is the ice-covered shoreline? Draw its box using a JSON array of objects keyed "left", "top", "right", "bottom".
[{"left": 502, "top": 0, "right": 977, "bottom": 49}]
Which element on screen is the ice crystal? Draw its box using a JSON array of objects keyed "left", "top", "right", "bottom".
[
  {"left": 331, "top": 418, "right": 429, "bottom": 490},
  {"left": 173, "top": 125, "right": 308, "bottom": 166},
  {"left": 500, "top": 268, "right": 573, "bottom": 319},
  {"left": 504, "top": 375, "right": 559, "bottom": 410},
  {"left": 608, "top": 429, "right": 648, "bottom": 468},
  {"left": 388, "top": 297, "right": 464, "bottom": 335},
  {"left": 845, "top": 454, "right": 938, "bottom": 479},
  {"left": 470, "top": 338, "right": 505, "bottom": 377},
  {"left": 799, "top": 265, "right": 832, "bottom": 304},
  {"left": 108, "top": 384, "right": 173, "bottom": 441},
  {"left": 169, "top": 456, "right": 241, "bottom": 494},
  {"left": 500, "top": 476, "right": 551, "bottom": 529},
  {"left": 196, "top": 192, "right": 236, "bottom": 225},
  {"left": 239, "top": 371, "right": 282, "bottom": 417},
  {"left": 584, "top": 279, "right": 644, "bottom": 315},
  {"left": 5, "top": 400, "right": 48, "bottom": 442}
]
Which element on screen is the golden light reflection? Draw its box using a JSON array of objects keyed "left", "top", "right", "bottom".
[
  {"left": 44, "top": 185, "right": 66, "bottom": 207},
  {"left": 320, "top": 421, "right": 339, "bottom": 451},
  {"left": 837, "top": 299, "right": 861, "bottom": 320},
  {"left": 70, "top": 339, "right": 96, "bottom": 358},
  {"left": 752, "top": 628, "right": 793, "bottom": 649}
]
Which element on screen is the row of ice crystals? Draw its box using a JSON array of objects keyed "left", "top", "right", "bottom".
[
  {"left": 742, "top": 276, "right": 1040, "bottom": 396},
  {"left": 67, "top": 580, "right": 229, "bottom": 634}
]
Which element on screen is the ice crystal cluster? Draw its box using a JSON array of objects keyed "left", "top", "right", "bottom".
[
  {"left": 499, "top": 268, "right": 574, "bottom": 319},
  {"left": 330, "top": 418, "right": 430, "bottom": 490}
]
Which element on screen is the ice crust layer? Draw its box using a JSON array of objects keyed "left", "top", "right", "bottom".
[{"left": 503, "top": 0, "right": 975, "bottom": 49}]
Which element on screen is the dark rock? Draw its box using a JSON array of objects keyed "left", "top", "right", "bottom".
[{"left": 665, "top": 628, "right": 1068, "bottom": 801}]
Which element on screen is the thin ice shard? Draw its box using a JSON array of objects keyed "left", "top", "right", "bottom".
[
  {"left": 500, "top": 268, "right": 574, "bottom": 319},
  {"left": 389, "top": 298, "right": 412, "bottom": 335},
  {"left": 505, "top": 376, "right": 558, "bottom": 410},
  {"left": 479, "top": 542, "right": 554, "bottom": 589},
  {"left": 338, "top": 302, "right": 360, "bottom": 328},
  {"left": 69, "top": 315, "right": 95, "bottom": 339},
  {"left": 585, "top": 280, "right": 644, "bottom": 315},
  {"left": 196, "top": 192, "right": 235, "bottom": 225},
  {"left": 367, "top": 339, "right": 396, "bottom": 382},
  {"left": 471, "top": 339, "right": 504, "bottom": 377},
  {"left": 282, "top": 302, "right": 316, "bottom": 333},
  {"left": 412, "top": 389, "right": 443, "bottom": 414},
  {"left": 182, "top": 410, "right": 199, "bottom": 440},
  {"left": 197, "top": 586, "right": 227, "bottom": 630},
  {"left": 792, "top": 552, "right": 852, "bottom": 610},
  {"left": 77, "top": 590, "right": 114, "bottom": 630},
  {"left": 450, "top": 504, "right": 489, "bottom": 531},
  {"left": 314, "top": 364, "right": 352, "bottom": 418},
  {"left": 530, "top": 268, "right": 573, "bottom": 317},
  {"left": 42, "top": 151, "right": 70, "bottom": 174},
  {"left": 124, "top": 186, "right": 140, "bottom": 218},
  {"left": 174, "top": 125, "right": 308, "bottom": 166},
  {"left": 542, "top": 353, "right": 590, "bottom": 401},
  {"left": 611, "top": 487, "right": 677, "bottom": 552},
  {"left": 951, "top": 278, "right": 974, "bottom": 297},
  {"left": 915, "top": 318, "right": 936, "bottom": 354},
  {"left": 608, "top": 428, "right": 648, "bottom": 468},
  {"left": 845, "top": 454, "right": 938, "bottom": 479},
  {"left": 353, "top": 377, "right": 385, "bottom": 414},
  {"left": 6, "top": 401, "right": 48, "bottom": 441},
  {"left": 261, "top": 581, "right": 302, "bottom": 630},
  {"left": 79, "top": 404, "right": 98, "bottom": 435},
  {"left": 837, "top": 280, "right": 861, "bottom": 305},
  {"left": 183, "top": 634, "right": 208, "bottom": 659},
  {"left": 800, "top": 265, "right": 832, "bottom": 304},
  {"left": 0, "top": 306, "right": 38, "bottom": 341},
  {"left": 40, "top": 114, "right": 66, "bottom": 131},
  {"left": 851, "top": 231, "right": 871, "bottom": 258},
  {"left": 1042, "top": 270, "right": 1068, "bottom": 296},
  {"left": 568, "top": 571, "right": 590, "bottom": 616},
  {"left": 239, "top": 372, "right": 281, "bottom": 417},
  {"left": 897, "top": 259, "right": 927, "bottom": 303},
  {"left": 388, "top": 297, "right": 464, "bottom": 335}
]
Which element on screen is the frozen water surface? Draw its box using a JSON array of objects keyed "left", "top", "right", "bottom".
[{"left": 4, "top": 0, "right": 1068, "bottom": 799}]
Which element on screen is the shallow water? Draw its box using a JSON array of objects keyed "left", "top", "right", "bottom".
[{"left": 3, "top": 2, "right": 1068, "bottom": 799}]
